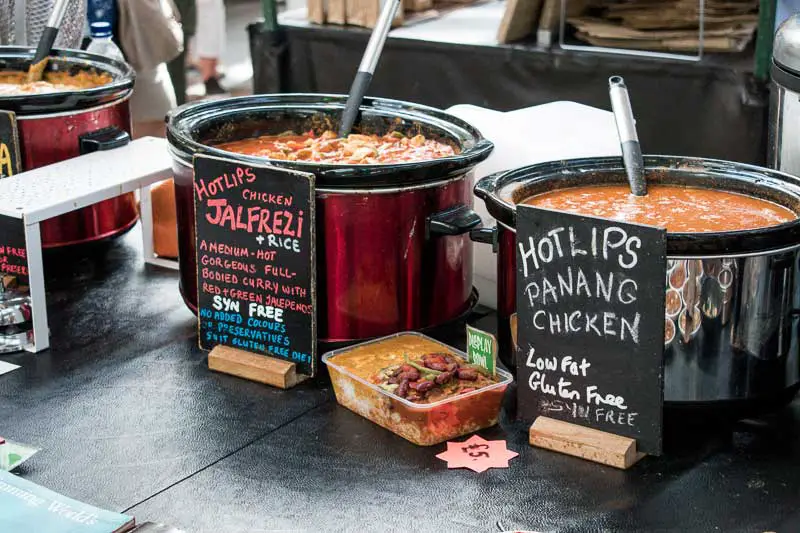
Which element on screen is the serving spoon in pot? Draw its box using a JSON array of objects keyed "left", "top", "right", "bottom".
[
  {"left": 27, "top": 0, "right": 71, "bottom": 83},
  {"left": 609, "top": 76, "right": 647, "bottom": 196},
  {"left": 338, "top": 0, "right": 402, "bottom": 138}
]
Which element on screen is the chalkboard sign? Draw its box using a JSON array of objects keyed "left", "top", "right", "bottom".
[
  {"left": 0, "top": 214, "right": 28, "bottom": 287},
  {"left": 516, "top": 205, "right": 667, "bottom": 455},
  {"left": 0, "top": 111, "right": 22, "bottom": 179},
  {"left": 193, "top": 154, "right": 317, "bottom": 377}
]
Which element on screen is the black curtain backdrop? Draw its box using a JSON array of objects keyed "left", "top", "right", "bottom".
[{"left": 251, "top": 24, "right": 768, "bottom": 165}]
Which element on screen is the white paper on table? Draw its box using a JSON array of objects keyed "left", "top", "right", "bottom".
[
  {"left": 0, "top": 360, "right": 20, "bottom": 376},
  {"left": 0, "top": 438, "right": 39, "bottom": 471},
  {"left": 445, "top": 101, "right": 622, "bottom": 309}
]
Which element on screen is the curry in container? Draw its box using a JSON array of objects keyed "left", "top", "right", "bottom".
[
  {"left": 0, "top": 69, "right": 113, "bottom": 95},
  {"left": 217, "top": 130, "right": 457, "bottom": 164},
  {"left": 522, "top": 184, "right": 797, "bottom": 232},
  {"left": 323, "top": 333, "right": 511, "bottom": 446}
]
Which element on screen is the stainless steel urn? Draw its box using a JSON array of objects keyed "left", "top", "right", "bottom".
[{"left": 770, "top": 14, "right": 800, "bottom": 174}]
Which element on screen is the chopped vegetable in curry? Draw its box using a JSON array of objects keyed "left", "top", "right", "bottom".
[
  {"left": 216, "top": 130, "right": 457, "bottom": 164},
  {"left": 0, "top": 70, "right": 113, "bottom": 95}
]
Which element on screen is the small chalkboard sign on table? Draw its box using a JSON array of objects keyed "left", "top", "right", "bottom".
[
  {"left": 0, "top": 111, "right": 21, "bottom": 180},
  {"left": 515, "top": 204, "right": 667, "bottom": 468},
  {"left": 193, "top": 154, "right": 317, "bottom": 389},
  {"left": 0, "top": 215, "right": 29, "bottom": 288}
]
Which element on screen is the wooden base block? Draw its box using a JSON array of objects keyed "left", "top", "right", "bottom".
[
  {"left": 529, "top": 417, "right": 646, "bottom": 469},
  {"left": 208, "top": 345, "right": 307, "bottom": 390}
]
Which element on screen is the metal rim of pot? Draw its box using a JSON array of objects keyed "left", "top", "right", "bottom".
[
  {"left": 165, "top": 93, "right": 495, "bottom": 189},
  {"left": 474, "top": 155, "right": 800, "bottom": 257},
  {"left": 0, "top": 46, "right": 135, "bottom": 115}
]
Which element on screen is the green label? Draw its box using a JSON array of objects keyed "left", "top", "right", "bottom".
[{"left": 466, "top": 325, "right": 497, "bottom": 377}]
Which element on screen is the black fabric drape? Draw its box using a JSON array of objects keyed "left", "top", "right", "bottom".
[{"left": 253, "top": 24, "right": 768, "bottom": 165}]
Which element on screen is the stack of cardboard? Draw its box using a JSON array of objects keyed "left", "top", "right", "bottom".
[
  {"left": 496, "top": 0, "right": 589, "bottom": 45},
  {"left": 307, "top": 0, "right": 472, "bottom": 28},
  {"left": 569, "top": 0, "right": 758, "bottom": 52}
]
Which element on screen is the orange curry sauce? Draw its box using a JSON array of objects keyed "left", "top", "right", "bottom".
[
  {"left": 522, "top": 184, "right": 797, "bottom": 233},
  {"left": 216, "top": 130, "right": 457, "bottom": 164},
  {"left": 0, "top": 70, "right": 112, "bottom": 95}
]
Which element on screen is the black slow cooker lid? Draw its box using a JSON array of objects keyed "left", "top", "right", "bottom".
[
  {"left": 474, "top": 156, "right": 800, "bottom": 257},
  {"left": 166, "top": 94, "right": 494, "bottom": 189},
  {"left": 0, "top": 46, "right": 134, "bottom": 116}
]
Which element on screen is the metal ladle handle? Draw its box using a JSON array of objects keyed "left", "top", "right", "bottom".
[{"left": 609, "top": 76, "right": 647, "bottom": 196}]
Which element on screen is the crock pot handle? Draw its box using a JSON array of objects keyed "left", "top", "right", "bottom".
[
  {"left": 470, "top": 226, "right": 499, "bottom": 253},
  {"left": 426, "top": 204, "right": 482, "bottom": 238},
  {"left": 78, "top": 126, "right": 131, "bottom": 155},
  {"left": 473, "top": 170, "right": 505, "bottom": 202}
]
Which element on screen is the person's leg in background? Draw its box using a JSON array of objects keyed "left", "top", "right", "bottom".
[
  {"left": 168, "top": 0, "right": 196, "bottom": 106},
  {"left": 195, "top": 0, "right": 227, "bottom": 96}
]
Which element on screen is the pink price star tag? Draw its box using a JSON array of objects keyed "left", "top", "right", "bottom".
[{"left": 436, "top": 435, "right": 519, "bottom": 473}]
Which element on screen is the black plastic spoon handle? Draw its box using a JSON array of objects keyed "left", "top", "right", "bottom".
[
  {"left": 31, "top": 27, "right": 58, "bottom": 66},
  {"left": 339, "top": 71, "right": 372, "bottom": 138},
  {"left": 621, "top": 140, "right": 646, "bottom": 196},
  {"left": 30, "top": 0, "right": 69, "bottom": 65},
  {"left": 338, "top": 0, "right": 401, "bottom": 137},
  {"left": 609, "top": 76, "right": 647, "bottom": 196}
]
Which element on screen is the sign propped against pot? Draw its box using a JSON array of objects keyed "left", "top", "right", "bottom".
[
  {"left": 193, "top": 154, "right": 317, "bottom": 379},
  {"left": 0, "top": 111, "right": 21, "bottom": 180},
  {"left": 0, "top": 214, "right": 33, "bottom": 354},
  {"left": 515, "top": 205, "right": 666, "bottom": 455},
  {"left": 0, "top": 215, "right": 28, "bottom": 287}
]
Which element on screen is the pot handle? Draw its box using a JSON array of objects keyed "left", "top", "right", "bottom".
[
  {"left": 78, "top": 126, "right": 131, "bottom": 155},
  {"left": 473, "top": 169, "right": 506, "bottom": 202},
  {"left": 470, "top": 225, "right": 499, "bottom": 253},
  {"left": 426, "top": 204, "right": 482, "bottom": 238}
]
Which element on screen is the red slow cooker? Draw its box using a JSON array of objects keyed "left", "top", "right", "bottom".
[
  {"left": 0, "top": 47, "right": 137, "bottom": 248},
  {"left": 166, "top": 94, "right": 493, "bottom": 344}
]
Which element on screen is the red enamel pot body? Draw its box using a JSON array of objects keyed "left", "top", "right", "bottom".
[
  {"left": 0, "top": 47, "right": 137, "bottom": 248},
  {"left": 166, "top": 94, "right": 493, "bottom": 343}
]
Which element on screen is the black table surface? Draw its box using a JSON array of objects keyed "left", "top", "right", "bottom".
[{"left": 3, "top": 228, "right": 800, "bottom": 533}]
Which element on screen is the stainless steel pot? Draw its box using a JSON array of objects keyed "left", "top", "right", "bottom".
[
  {"left": 475, "top": 156, "right": 800, "bottom": 409},
  {"left": 770, "top": 14, "right": 800, "bottom": 175}
]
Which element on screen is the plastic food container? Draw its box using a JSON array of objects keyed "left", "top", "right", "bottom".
[{"left": 323, "top": 332, "right": 512, "bottom": 446}]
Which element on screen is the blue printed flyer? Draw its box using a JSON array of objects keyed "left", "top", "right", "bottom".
[{"left": 0, "top": 470, "right": 134, "bottom": 533}]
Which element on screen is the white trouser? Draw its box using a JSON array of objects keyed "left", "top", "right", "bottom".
[
  {"left": 130, "top": 63, "right": 178, "bottom": 122},
  {"left": 195, "top": 0, "right": 226, "bottom": 59}
]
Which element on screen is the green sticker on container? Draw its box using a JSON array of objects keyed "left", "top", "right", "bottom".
[{"left": 466, "top": 325, "right": 497, "bottom": 377}]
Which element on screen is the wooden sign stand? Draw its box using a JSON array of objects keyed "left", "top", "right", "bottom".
[
  {"left": 511, "top": 314, "right": 646, "bottom": 470},
  {"left": 529, "top": 417, "right": 646, "bottom": 470},
  {"left": 208, "top": 346, "right": 308, "bottom": 390}
]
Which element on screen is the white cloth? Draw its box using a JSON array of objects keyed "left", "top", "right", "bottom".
[
  {"left": 445, "top": 102, "right": 622, "bottom": 309},
  {"left": 130, "top": 63, "right": 177, "bottom": 122},
  {"left": 195, "top": 0, "right": 226, "bottom": 59}
]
